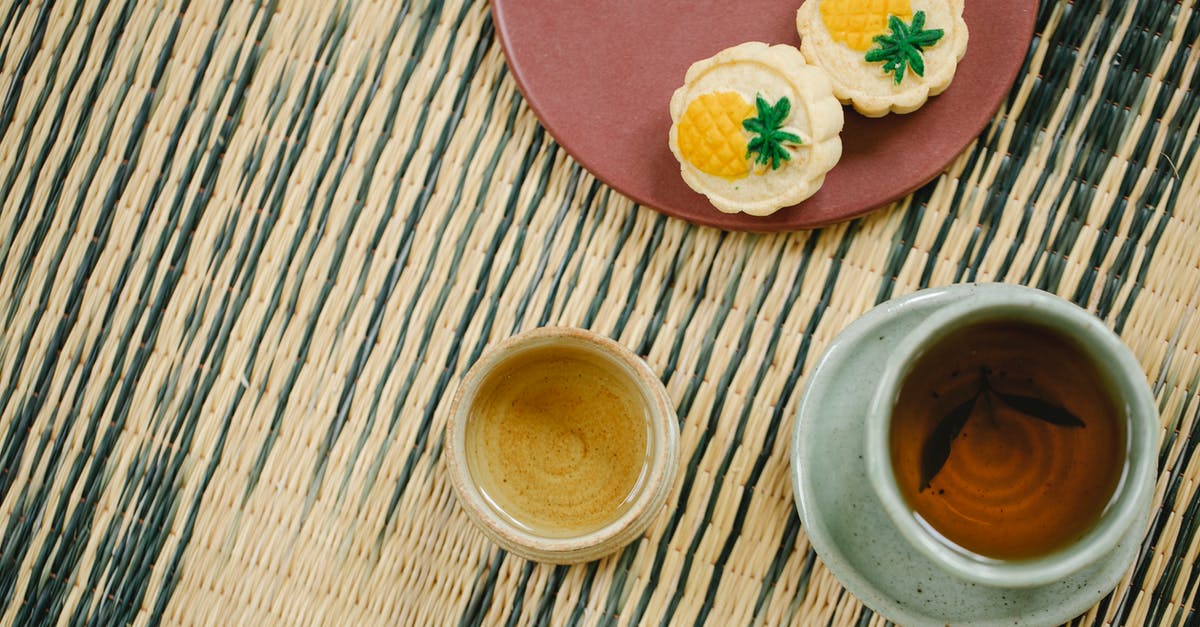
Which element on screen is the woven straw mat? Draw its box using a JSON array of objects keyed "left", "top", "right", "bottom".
[{"left": 1, "top": 0, "right": 1198, "bottom": 625}]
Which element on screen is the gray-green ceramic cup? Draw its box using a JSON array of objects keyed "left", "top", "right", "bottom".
[{"left": 864, "top": 284, "right": 1158, "bottom": 588}]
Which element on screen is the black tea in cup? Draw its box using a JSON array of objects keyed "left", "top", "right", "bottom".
[{"left": 889, "top": 321, "right": 1127, "bottom": 560}]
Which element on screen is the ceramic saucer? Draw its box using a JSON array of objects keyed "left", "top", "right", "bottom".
[{"left": 791, "top": 285, "right": 1143, "bottom": 627}]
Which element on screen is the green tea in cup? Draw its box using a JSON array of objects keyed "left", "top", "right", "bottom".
[
  {"left": 446, "top": 327, "right": 679, "bottom": 563},
  {"left": 464, "top": 344, "right": 651, "bottom": 537}
]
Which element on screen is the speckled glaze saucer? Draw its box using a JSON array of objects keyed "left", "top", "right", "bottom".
[{"left": 791, "top": 285, "right": 1145, "bottom": 627}]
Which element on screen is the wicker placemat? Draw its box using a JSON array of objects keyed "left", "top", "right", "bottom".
[{"left": 0, "top": 0, "right": 1197, "bottom": 624}]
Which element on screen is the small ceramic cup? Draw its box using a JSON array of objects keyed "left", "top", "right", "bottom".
[
  {"left": 444, "top": 327, "right": 679, "bottom": 564},
  {"left": 864, "top": 284, "right": 1158, "bottom": 588}
]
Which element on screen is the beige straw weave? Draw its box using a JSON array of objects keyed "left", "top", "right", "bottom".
[{"left": 0, "top": 0, "right": 1198, "bottom": 624}]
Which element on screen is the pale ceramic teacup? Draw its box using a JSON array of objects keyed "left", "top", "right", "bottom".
[
  {"left": 864, "top": 284, "right": 1158, "bottom": 588},
  {"left": 445, "top": 327, "right": 679, "bottom": 564}
]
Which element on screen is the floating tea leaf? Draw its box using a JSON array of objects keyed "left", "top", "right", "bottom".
[
  {"left": 919, "top": 396, "right": 975, "bottom": 491},
  {"left": 996, "top": 393, "right": 1086, "bottom": 428}
]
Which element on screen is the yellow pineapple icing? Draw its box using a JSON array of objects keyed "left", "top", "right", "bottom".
[
  {"left": 675, "top": 92, "right": 756, "bottom": 179},
  {"left": 819, "top": 0, "right": 913, "bottom": 51}
]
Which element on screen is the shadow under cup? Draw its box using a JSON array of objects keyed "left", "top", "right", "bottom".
[{"left": 865, "top": 287, "right": 1158, "bottom": 588}]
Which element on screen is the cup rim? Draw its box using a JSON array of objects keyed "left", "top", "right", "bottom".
[
  {"left": 444, "top": 326, "right": 679, "bottom": 563},
  {"left": 864, "top": 284, "right": 1157, "bottom": 588}
]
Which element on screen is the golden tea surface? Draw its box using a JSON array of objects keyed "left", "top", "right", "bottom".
[
  {"left": 466, "top": 346, "right": 649, "bottom": 537},
  {"left": 890, "top": 322, "right": 1126, "bottom": 560}
]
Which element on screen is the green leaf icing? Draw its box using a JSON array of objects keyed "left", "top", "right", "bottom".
[
  {"left": 865, "top": 11, "right": 945, "bottom": 85},
  {"left": 743, "top": 95, "right": 802, "bottom": 171}
]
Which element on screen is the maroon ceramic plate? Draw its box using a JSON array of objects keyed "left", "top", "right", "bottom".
[{"left": 491, "top": 1, "right": 1037, "bottom": 231}]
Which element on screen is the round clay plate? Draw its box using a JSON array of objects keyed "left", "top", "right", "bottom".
[{"left": 491, "top": 1, "right": 1037, "bottom": 231}]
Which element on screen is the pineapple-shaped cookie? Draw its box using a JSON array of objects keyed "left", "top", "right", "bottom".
[
  {"left": 669, "top": 43, "right": 843, "bottom": 216},
  {"left": 797, "top": 0, "right": 968, "bottom": 117}
]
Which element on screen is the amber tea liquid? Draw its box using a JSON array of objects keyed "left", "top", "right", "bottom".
[
  {"left": 889, "top": 321, "right": 1126, "bottom": 560},
  {"left": 465, "top": 345, "right": 650, "bottom": 537}
]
